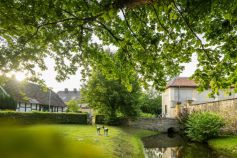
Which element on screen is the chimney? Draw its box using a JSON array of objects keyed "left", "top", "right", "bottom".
[
  {"left": 65, "top": 88, "right": 68, "bottom": 93},
  {"left": 73, "top": 88, "right": 77, "bottom": 93}
]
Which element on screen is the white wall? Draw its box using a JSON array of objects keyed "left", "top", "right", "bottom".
[
  {"left": 194, "top": 89, "right": 237, "bottom": 104},
  {"left": 170, "top": 87, "right": 194, "bottom": 107},
  {"left": 162, "top": 89, "right": 170, "bottom": 116},
  {"left": 162, "top": 87, "right": 237, "bottom": 118},
  {"left": 16, "top": 102, "right": 64, "bottom": 113},
  {"left": 163, "top": 87, "right": 194, "bottom": 118}
]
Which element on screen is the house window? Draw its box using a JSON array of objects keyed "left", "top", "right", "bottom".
[
  {"left": 31, "top": 104, "right": 37, "bottom": 110},
  {"left": 42, "top": 106, "right": 49, "bottom": 112},
  {"left": 165, "top": 105, "right": 167, "bottom": 114}
]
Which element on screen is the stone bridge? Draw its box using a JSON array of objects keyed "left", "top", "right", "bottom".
[{"left": 127, "top": 118, "right": 180, "bottom": 133}]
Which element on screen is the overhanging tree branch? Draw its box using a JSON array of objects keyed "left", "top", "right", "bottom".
[
  {"left": 95, "top": 20, "right": 123, "bottom": 42},
  {"left": 121, "top": 9, "right": 146, "bottom": 50},
  {"left": 27, "top": 13, "right": 103, "bottom": 43},
  {"left": 151, "top": 5, "right": 174, "bottom": 39},
  {"left": 172, "top": 0, "right": 212, "bottom": 62}
]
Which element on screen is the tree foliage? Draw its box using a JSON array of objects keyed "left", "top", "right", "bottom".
[
  {"left": 66, "top": 99, "right": 80, "bottom": 112},
  {"left": 0, "top": 0, "right": 237, "bottom": 93},
  {"left": 138, "top": 93, "right": 162, "bottom": 116},
  {"left": 81, "top": 71, "right": 141, "bottom": 118}
]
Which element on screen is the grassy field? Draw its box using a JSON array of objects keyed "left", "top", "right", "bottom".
[
  {"left": 208, "top": 136, "right": 237, "bottom": 157},
  {"left": 0, "top": 125, "right": 157, "bottom": 158}
]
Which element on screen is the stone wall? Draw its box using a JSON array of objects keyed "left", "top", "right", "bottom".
[
  {"left": 187, "top": 98, "right": 237, "bottom": 113},
  {"left": 127, "top": 118, "right": 180, "bottom": 133},
  {"left": 186, "top": 98, "right": 237, "bottom": 134}
]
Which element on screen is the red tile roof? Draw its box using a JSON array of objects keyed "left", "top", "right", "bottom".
[{"left": 167, "top": 77, "right": 197, "bottom": 88}]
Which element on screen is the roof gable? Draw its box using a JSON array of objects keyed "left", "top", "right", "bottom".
[{"left": 167, "top": 77, "right": 197, "bottom": 88}]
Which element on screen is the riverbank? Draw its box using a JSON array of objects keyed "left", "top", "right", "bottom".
[
  {"left": 0, "top": 125, "right": 157, "bottom": 158},
  {"left": 208, "top": 136, "right": 237, "bottom": 157}
]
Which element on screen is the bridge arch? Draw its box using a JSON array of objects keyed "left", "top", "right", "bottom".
[
  {"left": 167, "top": 127, "right": 176, "bottom": 133},
  {"left": 128, "top": 118, "right": 180, "bottom": 133}
]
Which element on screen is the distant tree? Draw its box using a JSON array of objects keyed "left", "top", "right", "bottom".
[
  {"left": 0, "top": 95, "right": 17, "bottom": 110},
  {"left": 81, "top": 71, "right": 141, "bottom": 120},
  {"left": 66, "top": 99, "right": 80, "bottom": 112},
  {"left": 138, "top": 93, "right": 162, "bottom": 116}
]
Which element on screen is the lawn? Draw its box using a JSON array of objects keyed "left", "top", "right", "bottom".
[
  {"left": 0, "top": 125, "right": 157, "bottom": 158},
  {"left": 208, "top": 136, "right": 237, "bottom": 157}
]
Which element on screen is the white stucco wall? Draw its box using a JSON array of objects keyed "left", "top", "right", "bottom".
[
  {"left": 194, "top": 89, "right": 237, "bottom": 104},
  {"left": 162, "top": 89, "right": 170, "bottom": 117},
  {"left": 162, "top": 87, "right": 237, "bottom": 118},
  {"left": 16, "top": 102, "right": 64, "bottom": 112},
  {"left": 170, "top": 87, "right": 194, "bottom": 107}
]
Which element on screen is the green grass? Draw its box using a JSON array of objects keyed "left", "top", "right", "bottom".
[
  {"left": 208, "top": 136, "right": 237, "bottom": 157},
  {"left": 0, "top": 125, "right": 157, "bottom": 158}
]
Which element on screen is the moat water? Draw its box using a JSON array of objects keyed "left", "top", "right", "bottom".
[{"left": 142, "top": 134, "right": 231, "bottom": 158}]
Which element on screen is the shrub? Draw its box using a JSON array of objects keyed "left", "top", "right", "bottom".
[
  {"left": 140, "top": 112, "right": 156, "bottom": 118},
  {"left": 66, "top": 99, "right": 80, "bottom": 112},
  {"left": 0, "top": 95, "right": 17, "bottom": 110},
  {"left": 104, "top": 116, "right": 128, "bottom": 125},
  {"left": 0, "top": 111, "right": 87, "bottom": 124},
  {"left": 138, "top": 94, "right": 162, "bottom": 116},
  {"left": 185, "top": 112, "right": 225, "bottom": 142},
  {"left": 95, "top": 115, "right": 105, "bottom": 124},
  {"left": 95, "top": 115, "right": 128, "bottom": 125}
]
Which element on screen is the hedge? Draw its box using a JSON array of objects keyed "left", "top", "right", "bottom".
[
  {"left": 95, "top": 115, "right": 128, "bottom": 125},
  {"left": 0, "top": 95, "right": 17, "bottom": 110},
  {"left": 0, "top": 111, "right": 87, "bottom": 124},
  {"left": 95, "top": 115, "right": 105, "bottom": 124}
]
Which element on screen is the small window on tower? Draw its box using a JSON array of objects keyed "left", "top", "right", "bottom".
[{"left": 165, "top": 105, "right": 167, "bottom": 114}]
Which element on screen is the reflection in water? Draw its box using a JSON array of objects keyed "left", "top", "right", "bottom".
[
  {"left": 142, "top": 134, "right": 231, "bottom": 158},
  {"left": 144, "top": 147, "right": 181, "bottom": 158}
]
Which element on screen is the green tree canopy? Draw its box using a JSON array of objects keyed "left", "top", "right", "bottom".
[
  {"left": 0, "top": 0, "right": 237, "bottom": 93},
  {"left": 81, "top": 70, "right": 141, "bottom": 118},
  {"left": 66, "top": 99, "right": 80, "bottom": 112},
  {"left": 139, "top": 92, "right": 162, "bottom": 116}
]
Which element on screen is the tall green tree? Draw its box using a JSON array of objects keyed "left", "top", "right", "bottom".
[
  {"left": 0, "top": 0, "right": 237, "bottom": 94},
  {"left": 81, "top": 71, "right": 141, "bottom": 119},
  {"left": 139, "top": 93, "right": 162, "bottom": 116},
  {"left": 66, "top": 99, "right": 80, "bottom": 112}
]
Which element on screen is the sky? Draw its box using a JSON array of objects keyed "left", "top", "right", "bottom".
[
  {"left": 15, "top": 55, "right": 198, "bottom": 92},
  {"left": 14, "top": 54, "right": 198, "bottom": 92}
]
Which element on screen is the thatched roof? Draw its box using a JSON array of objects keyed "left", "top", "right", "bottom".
[{"left": 3, "top": 80, "right": 66, "bottom": 107}]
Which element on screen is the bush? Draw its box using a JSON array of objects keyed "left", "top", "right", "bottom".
[
  {"left": 95, "top": 115, "right": 105, "bottom": 124},
  {"left": 95, "top": 115, "right": 128, "bottom": 125},
  {"left": 104, "top": 116, "right": 128, "bottom": 126},
  {"left": 0, "top": 95, "right": 17, "bottom": 110},
  {"left": 140, "top": 112, "right": 156, "bottom": 118},
  {"left": 66, "top": 100, "right": 80, "bottom": 112},
  {"left": 185, "top": 112, "right": 225, "bottom": 142},
  {"left": 0, "top": 111, "right": 87, "bottom": 124},
  {"left": 138, "top": 94, "right": 162, "bottom": 116}
]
